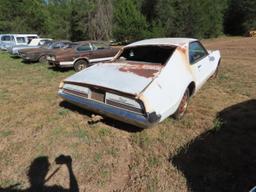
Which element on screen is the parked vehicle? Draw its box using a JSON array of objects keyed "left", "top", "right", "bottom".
[
  {"left": 58, "top": 38, "right": 221, "bottom": 128},
  {"left": 47, "top": 41, "right": 120, "bottom": 71},
  {"left": 19, "top": 40, "right": 72, "bottom": 63},
  {"left": 8, "top": 38, "right": 52, "bottom": 57},
  {"left": 0, "top": 34, "right": 38, "bottom": 50}
]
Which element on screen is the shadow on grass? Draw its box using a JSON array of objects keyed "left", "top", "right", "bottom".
[
  {"left": 0, "top": 155, "right": 79, "bottom": 192},
  {"left": 48, "top": 66, "right": 72, "bottom": 73},
  {"left": 10, "top": 55, "right": 21, "bottom": 59},
  {"left": 171, "top": 99, "right": 256, "bottom": 192},
  {"left": 21, "top": 60, "right": 38, "bottom": 64},
  {"left": 59, "top": 101, "right": 143, "bottom": 133}
]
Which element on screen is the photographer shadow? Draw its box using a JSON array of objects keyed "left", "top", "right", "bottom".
[{"left": 0, "top": 155, "right": 79, "bottom": 192}]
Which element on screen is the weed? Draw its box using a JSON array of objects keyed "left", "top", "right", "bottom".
[
  {"left": 94, "top": 152, "right": 102, "bottom": 163},
  {"left": 73, "top": 128, "right": 90, "bottom": 143},
  {"left": 213, "top": 118, "right": 224, "bottom": 131},
  {"left": 0, "top": 179, "right": 20, "bottom": 189},
  {"left": 106, "top": 147, "right": 119, "bottom": 158},
  {"left": 0, "top": 130, "right": 14, "bottom": 138},
  {"left": 147, "top": 177, "right": 158, "bottom": 192},
  {"left": 97, "top": 167, "right": 110, "bottom": 187},
  {"left": 147, "top": 155, "right": 160, "bottom": 167},
  {"left": 131, "top": 131, "right": 151, "bottom": 149},
  {"left": 98, "top": 127, "right": 112, "bottom": 137},
  {"left": 58, "top": 108, "right": 70, "bottom": 116}
]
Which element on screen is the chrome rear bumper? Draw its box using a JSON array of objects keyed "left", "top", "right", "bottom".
[{"left": 58, "top": 89, "right": 158, "bottom": 128}]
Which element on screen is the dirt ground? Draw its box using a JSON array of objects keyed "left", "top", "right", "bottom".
[{"left": 0, "top": 37, "right": 255, "bottom": 192}]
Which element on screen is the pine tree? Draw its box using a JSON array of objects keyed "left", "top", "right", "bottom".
[{"left": 113, "top": 0, "right": 147, "bottom": 42}]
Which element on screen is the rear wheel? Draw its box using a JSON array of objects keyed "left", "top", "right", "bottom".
[
  {"left": 173, "top": 89, "right": 190, "bottom": 120},
  {"left": 74, "top": 60, "right": 88, "bottom": 72},
  {"left": 39, "top": 55, "right": 47, "bottom": 63}
]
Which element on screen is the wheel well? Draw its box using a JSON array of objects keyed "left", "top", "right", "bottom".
[
  {"left": 75, "top": 58, "right": 89, "bottom": 64},
  {"left": 188, "top": 82, "right": 196, "bottom": 97}
]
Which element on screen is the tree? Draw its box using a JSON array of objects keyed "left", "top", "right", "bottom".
[
  {"left": 87, "top": 0, "right": 113, "bottom": 40},
  {"left": 113, "top": 0, "right": 147, "bottom": 42}
]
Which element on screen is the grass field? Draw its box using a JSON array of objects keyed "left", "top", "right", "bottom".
[{"left": 0, "top": 37, "right": 255, "bottom": 192}]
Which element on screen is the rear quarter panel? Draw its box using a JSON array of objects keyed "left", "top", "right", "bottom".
[{"left": 140, "top": 47, "right": 194, "bottom": 121}]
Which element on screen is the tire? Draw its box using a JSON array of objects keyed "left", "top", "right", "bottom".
[
  {"left": 39, "top": 55, "right": 47, "bottom": 63},
  {"left": 173, "top": 89, "right": 190, "bottom": 120},
  {"left": 74, "top": 60, "right": 88, "bottom": 72}
]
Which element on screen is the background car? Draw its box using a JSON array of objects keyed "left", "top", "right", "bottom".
[
  {"left": 47, "top": 41, "right": 120, "bottom": 71},
  {"left": 58, "top": 38, "right": 221, "bottom": 128},
  {"left": 19, "top": 40, "right": 72, "bottom": 63},
  {"left": 8, "top": 38, "right": 52, "bottom": 57},
  {"left": 0, "top": 34, "right": 38, "bottom": 50}
]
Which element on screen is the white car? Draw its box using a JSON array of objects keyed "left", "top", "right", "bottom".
[
  {"left": 0, "top": 34, "right": 39, "bottom": 50},
  {"left": 8, "top": 38, "right": 52, "bottom": 56},
  {"left": 58, "top": 38, "right": 221, "bottom": 128}
]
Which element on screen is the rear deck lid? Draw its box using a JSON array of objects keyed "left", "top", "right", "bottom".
[{"left": 64, "top": 62, "right": 163, "bottom": 95}]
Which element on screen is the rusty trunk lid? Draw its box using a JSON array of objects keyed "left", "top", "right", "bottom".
[{"left": 64, "top": 62, "right": 163, "bottom": 95}]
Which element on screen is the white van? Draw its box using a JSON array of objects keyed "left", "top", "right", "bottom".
[{"left": 0, "top": 34, "right": 39, "bottom": 50}]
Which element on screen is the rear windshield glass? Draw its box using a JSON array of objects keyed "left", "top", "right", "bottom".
[{"left": 118, "top": 45, "right": 176, "bottom": 65}]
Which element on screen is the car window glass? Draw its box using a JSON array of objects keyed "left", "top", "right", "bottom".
[
  {"left": 62, "top": 43, "right": 71, "bottom": 48},
  {"left": 43, "top": 41, "right": 53, "bottom": 48},
  {"left": 189, "top": 41, "right": 208, "bottom": 64},
  {"left": 92, "top": 43, "right": 108, "bottom": 50},
  {"left": 1, "top": 35, "right": 11, "bottom": 41},
  {"left": 52, "top": 43, "right": 62, "bottom": 49},
  {"left": 27, "top": 36, "right": 37, "bottom": 44},
  {"left": 16, "top": 37, "right": 26, "bottom": 43},
  {"left": 77, "top": 44, "right": 91, "bottom": 51}
]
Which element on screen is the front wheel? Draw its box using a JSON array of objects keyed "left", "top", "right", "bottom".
[
  {"left": 39, "top": 55, "right": 47, "bottom": 63},
  {"left": 173, "top": 89, "right": 190, "bottom": 120},
  {"left": 74, "top": 60, "right": 88, "bottom": 72}
]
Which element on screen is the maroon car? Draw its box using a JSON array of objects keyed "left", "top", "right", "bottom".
[{"left": 47, "top": 41, "right": 120, "bottom": 71}]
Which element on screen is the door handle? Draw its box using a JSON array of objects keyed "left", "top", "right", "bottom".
[{"left": 198, "top": 65, "right": 202, "bottom": 69}]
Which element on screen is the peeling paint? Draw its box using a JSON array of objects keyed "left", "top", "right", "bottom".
[{"left": 119, "top": 63, "right": 162, "bottom": 78}]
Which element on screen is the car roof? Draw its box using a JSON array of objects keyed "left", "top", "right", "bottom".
[
  {"left": 52, "top": 40, "right": 71, "bottom": 43},
  {"left": 126, "top": 38, "right": 198, "bottom": 47},
  {"left": 75, "top": 40, "right": 109, "bottom": 44}
]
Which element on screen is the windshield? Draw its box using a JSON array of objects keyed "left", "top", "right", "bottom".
[
  {"left": 46, "top": 42, "right": 71, "bottom": 49},
  {"left": 41, "top": 41, "right": 54, "bottom": 48},
  {"left": 118, "top": 45, "right": 176, "bottom": 65}
]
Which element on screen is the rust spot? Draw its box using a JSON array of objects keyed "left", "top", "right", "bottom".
[
  {"left": 119, "top": 64, "right": 163, "bottom": 78},
  {"left": 177, "top": 46, "right": 187, "bottom": 54}
]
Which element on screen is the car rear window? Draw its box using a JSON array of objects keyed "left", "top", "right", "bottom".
[
  {"left": 92, "top": 43, "right": 109, "bottom": 50},
  {"left": 77, "top": 44, "right": 91, "bottom": 51},
  {"left": 119, "top": 45, "right": 176, "bottom": 65}
]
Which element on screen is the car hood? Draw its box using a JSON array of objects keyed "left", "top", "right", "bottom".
[{"left": 64, "top": 62, "right": 163, "bottom": 95}]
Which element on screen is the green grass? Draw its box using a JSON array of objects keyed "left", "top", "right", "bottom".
[{"left": 0, "top": 130, "right": 14, "bottom": 138}]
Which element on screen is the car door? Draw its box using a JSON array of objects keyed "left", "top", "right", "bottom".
[
  {"left": 189, "top": 41, "right": 214, "bottom": 89},
  {"left": 90, "top": 42, "right": 115, "bottom": 62}
]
